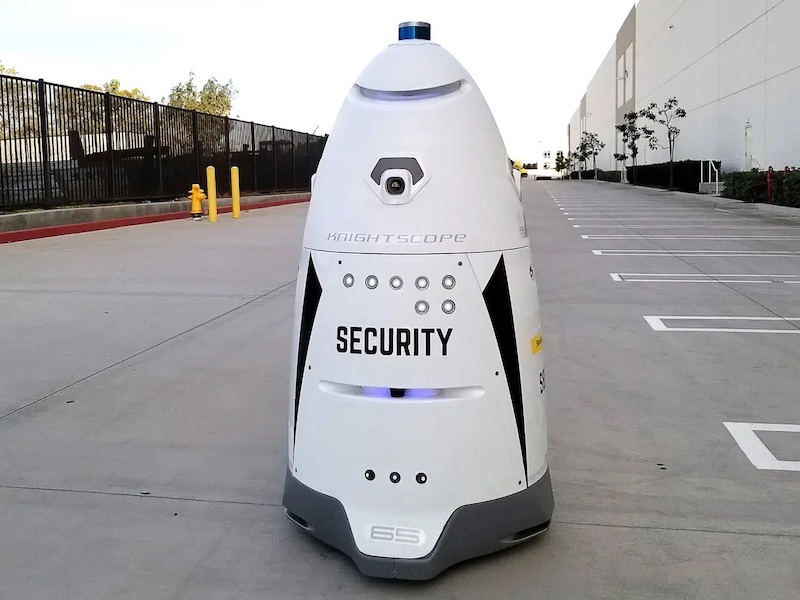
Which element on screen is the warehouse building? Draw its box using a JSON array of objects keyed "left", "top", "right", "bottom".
[{"left": 568, "top": 0, "right": 800, "bottom": 181}]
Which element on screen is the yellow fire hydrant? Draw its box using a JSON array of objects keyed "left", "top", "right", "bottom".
[{"left": 189, "top": 184, "right": 206, "bottom": 221}]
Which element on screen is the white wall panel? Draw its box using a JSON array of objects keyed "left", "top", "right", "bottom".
[
  {"left": 766, "top": 68, "right": 800, "bottom": 168},
  {"left": 718, "top": 84, "right": 766, "bottom": 169},
  {"left": 718, "top": 15, "right": 767, "bottom": 99},
  {"left": 680, "top": 51, "right": 720, "bottom": 112},
  {"left": 676, "top": 102, "right": 720, "bottom": 162},
  {"left": 766, "top": 0, "right": 800, "bottom": 79},
  {"left": 584, "top": 45, "right": 619, "bottom": 171},
  {"left": 678, "top": 0, "right": 721, "bottom": 59},
  {"left": 568, "top": 109, "right": 581, "bottom": 160},
  {"left": 634, "top": 0, "right": 685, "bottom": 53},
  {"left": 719, "top": 0, "right": 767, "bottom": 40}
]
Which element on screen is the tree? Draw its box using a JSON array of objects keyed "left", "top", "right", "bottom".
[
  {"left": 80, "top": 79, "right": 150, "bottom": 101},
  {"left": 0, "top": 61, "right": 37, "bottom": 140},
  {"left": 164, "top": 71, "right": 237, "bottom": 116},
  {"left": 581, "top": 131, "right": 605, "bottom": 179},
  {"left": 640, "top": 96, "right": 687, "bottom": 190},
  {"left": 46, "top": 79, "right": 152, "bottom": 138},
  {"left": 555, "top": 150, "right": 569, "bottom": 176},
  {"left": 0, "top": 61, "right": 19, "bottom": 75},
  {"left": 569, "top": 150, "right": 584, "bottom": 179},
  {"left": 614, "top": 110, "right": 656, "bottom": 184}
]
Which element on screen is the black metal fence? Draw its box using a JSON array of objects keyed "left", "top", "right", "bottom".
[{"left": 0, "top": 74, "right": 327, "bottom": 210}]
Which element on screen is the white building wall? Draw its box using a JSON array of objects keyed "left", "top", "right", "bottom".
[
  {"left": 569, "top": 0, "right": 800, "bottom": 173},
  {"left": 568, "top": 109, "right": 581, "bottom": 164},
  {"left": 584, "top": 45, "right": 618, "bottom": 171}
]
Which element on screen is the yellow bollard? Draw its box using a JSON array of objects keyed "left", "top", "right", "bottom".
[
  {"left": 231, "top": 166, "right": 241, "bottom": 219},
  {"left": 206, "top": 166, "right": 217, "bottom": 223},
  {"left": 189, "top": 184, "right": 205, "bottom": 221}
]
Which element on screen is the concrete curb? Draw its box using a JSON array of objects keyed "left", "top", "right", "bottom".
[
  {"left": 569, "top": 180, "right": 800, "bottom": 219},
  {"left": 748, "top": 202, "right": 800, "bottom": 219},
  {"left": 0, "top": 193, "right": 310, "bottom": 244}
]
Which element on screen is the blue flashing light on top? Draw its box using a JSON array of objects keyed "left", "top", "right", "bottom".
[{"left": 398, "top": 21, "right": 431, "bottom": 41}]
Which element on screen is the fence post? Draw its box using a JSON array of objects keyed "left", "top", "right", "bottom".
[
  {"left": 225, "top": 116, "right": 231, "bottom": 181},
  {"left": 272, "top": 125, "right": 277, "bottom": 192},
  {"left": 192, "top": 109, "right": 200, "bottom": 183},
  {"left": 306, "top": 132, "right": 311, "bottom": 190},
  {"left": 767, "top": 166, "right": 774, "bottom": 204},
  {"left": 36, "top": 79, "right": 53, "bottom": 204},
  {"left": 153, "top": 102, "right": 163, "bottom": 197},
  {"left": 103, "top": 92, "right": 115, "bottom": 200},
  {"left": 250, "top": 121, "right": 257, "bottom": 190},
  {"left": 291, "top": 129, "right": 297, "bottom": 190}
]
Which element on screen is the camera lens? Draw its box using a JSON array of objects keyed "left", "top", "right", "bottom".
[{"left": 386, "top": 177, "right": 405, "bottom": 196}]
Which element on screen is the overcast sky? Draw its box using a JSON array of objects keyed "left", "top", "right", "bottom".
[{"left": 2, "top": 0, "right": 636, "bottom": 160}]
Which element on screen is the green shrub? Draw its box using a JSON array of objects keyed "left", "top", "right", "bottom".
[
  {"left": 723, "top": 169, "right": 800, "bottom": 207},
  {"left": 780, "top": 171, "right": 800, "bottom": 207},
  {"left": 596, "top": 170, "right": 622, "bottom": 183},
  {"left": 722, "top": 171, "right": 766, "bottom": 202}
]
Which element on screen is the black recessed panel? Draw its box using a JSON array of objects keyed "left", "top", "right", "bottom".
[
  {"left": 482, "top": 255, "right": 527, "bottom": 478},
  {"left": 370, "top": 157, "right": 424, "bottom": 185},
  {"left": 294, "top": 255, "right": 323, "bottom": 444}
]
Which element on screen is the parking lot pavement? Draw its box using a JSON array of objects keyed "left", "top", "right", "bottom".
[
  {"left": 0, "top": 185, "right": 799, "bottom": 599},
  {"left": 530, "top": 179, "right": 800, "bottom": 596}
]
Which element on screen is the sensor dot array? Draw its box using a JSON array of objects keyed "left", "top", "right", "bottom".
[
  {"left": 342, "top": 273, "right": 456, "bottom": 291},
  {"left": 342, "top": 271, "right": 457, "bottom": 314},
  {"left": 364, "top": 469, "right": 428, "bottom": 484}
]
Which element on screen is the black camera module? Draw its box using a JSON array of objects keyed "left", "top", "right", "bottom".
[{"left": 386, "top": 176, "right": 406, "bottom": 196}]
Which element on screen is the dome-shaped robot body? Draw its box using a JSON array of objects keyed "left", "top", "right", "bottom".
[{"left": 282, "top": 21, "right": 554, "bottom": 580}]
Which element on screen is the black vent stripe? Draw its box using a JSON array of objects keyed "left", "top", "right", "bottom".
[
  {"left": 293, "top": 255, "right": 323, "bottom": 444},
  {"left": 482, "top": 255, "right": 527, "bottom": 479}
]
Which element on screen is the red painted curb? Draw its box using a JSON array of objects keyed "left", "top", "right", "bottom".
[{"left": 0, "top": 196, "right": 310, "bottom": 245}]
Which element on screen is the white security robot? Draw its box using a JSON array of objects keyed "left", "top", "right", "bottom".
[{"left": 282, "top": 21, "right": 554, "bottom": 580}]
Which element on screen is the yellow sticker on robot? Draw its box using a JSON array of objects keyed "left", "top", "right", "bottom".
[{"left": 531, "top": 333, "right": 543, "bottom": 355}]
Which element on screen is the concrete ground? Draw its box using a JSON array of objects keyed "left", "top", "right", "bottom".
[{"left": 0, "top": 181, "right": 798, "bottom": 599}]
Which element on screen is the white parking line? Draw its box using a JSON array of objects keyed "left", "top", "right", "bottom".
[
  {"left": 558, "top": 206, "right": 690, "bottom": 209},
  {"left": 554, "top": 203, "right": 702, "bottom": 206},
  {"left": 724, "top": 422, "right": 800, "bottom": 472},
  {"left": 592, "top": 249, "right": 800, "bottom": 257},
  {"left": 643, "top": 315, "right": 800, "bottom": 333},
  {"left": 564, "top": 212, "right": 703, "bottom": 215},
  {"left": 574, "top": 225, "right": 799, "bottom": 229},
  {"left": 568, "top": 218, "right": 736, "bottom": 221},
  {"left": 557, "top": 209, "right": 678, "bottom": 211},
  {"left": 582, "top": 235, "right": 800, "bottom": 240},
  {"left": 611, "top": 273, "right": 800, "bottom": 283}
]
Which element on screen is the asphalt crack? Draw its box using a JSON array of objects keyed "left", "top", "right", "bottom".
[
  {"left": 0, "top": 279, "right": 297, "bottom": 422},
  {"left": 0, "top": 483, "right": 281, "bottom": 507}
]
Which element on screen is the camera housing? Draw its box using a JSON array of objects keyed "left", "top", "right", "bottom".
[{"left": 380, "top": 169, "right": 413, "bottom": 205}]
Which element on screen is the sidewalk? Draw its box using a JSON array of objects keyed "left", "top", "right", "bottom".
[{"left": 0, "top": 192, "right": 310, "bottom": 244}]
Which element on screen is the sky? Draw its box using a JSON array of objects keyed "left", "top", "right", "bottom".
[{"left": 1, "top": 0, "right": 636, "bottom": 161}]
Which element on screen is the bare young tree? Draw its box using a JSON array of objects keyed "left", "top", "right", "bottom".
[
  {"left": 581, "top": 131, "right": 605, "bottom": 179},
  {"left": 554, "top": 150, "right": 569, "bottom": 177},
  {"left": 614, "top": 110, "right": 655, "bottom": 184},
  {"left": 569, "top": 150, "right": 583, "bottom": 180},
  {"left": 640, "top": 97, "right": 687, "bottom": 190}
]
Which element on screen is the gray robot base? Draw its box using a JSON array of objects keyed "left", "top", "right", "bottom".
[{"left": 281, "top": 467, "right": 555, "bottom": 581}]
